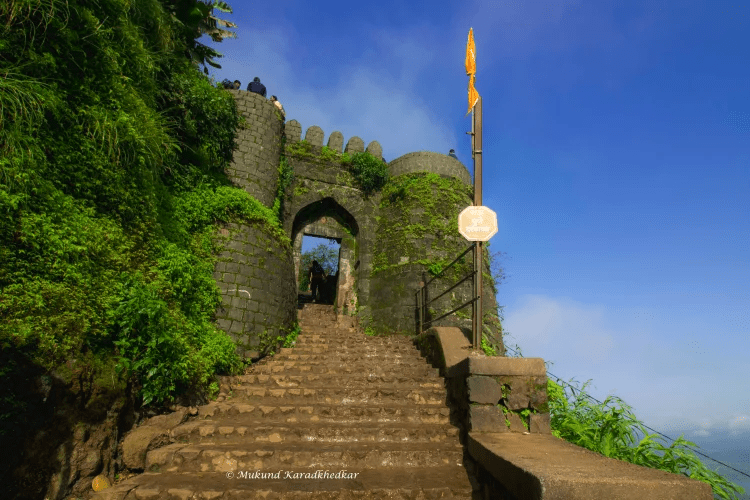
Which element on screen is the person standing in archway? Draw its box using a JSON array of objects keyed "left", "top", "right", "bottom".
[{"left": 308, "top": 260, "right": 325, "bottom": 303}]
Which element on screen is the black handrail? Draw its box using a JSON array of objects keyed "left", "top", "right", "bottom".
[
  {"left": 426, "top": 270, "right": 475, "bottom": 306},
  {"left": 422, "top": 243, "right": 476, "bottom": 288},
  {"left": 415, "top": 242, "right": 481, "bottom": 348},
  {"left": 422, "top": 296, "right": 478, "bottom": 328}
]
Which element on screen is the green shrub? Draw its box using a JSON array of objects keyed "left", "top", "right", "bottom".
[
  {"left": 348, "top": 152, "right": 389, "bottom": 195},
  {"left": 548, "top": 378, "right": 746, "bottom": 500}
]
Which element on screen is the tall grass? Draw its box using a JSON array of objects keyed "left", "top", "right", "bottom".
[{"left": 548, "top": 377, "right": 746, "bottom": 500}]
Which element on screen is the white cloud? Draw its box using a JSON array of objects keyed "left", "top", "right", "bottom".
[
  {"left": 504, "top": 294, "right": 616, "bottom": 365},
  {"left": 729, "top": 415, "right": 750, "bottom": 435},
  {"left": 204, "top": 22, "right": 457, "bottom": 162}
]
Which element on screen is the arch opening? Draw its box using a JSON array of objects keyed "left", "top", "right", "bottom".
[{"left": 291, "top": 198, "right": 359, "bottom": 314}]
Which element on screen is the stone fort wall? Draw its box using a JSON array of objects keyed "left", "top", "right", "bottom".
[{"left": 213, "top": 88, "right": 505, "bottom": 358}]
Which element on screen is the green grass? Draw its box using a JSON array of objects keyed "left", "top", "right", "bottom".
[{"left": 548, "top": 377, "right": 746, "bottom": 500}]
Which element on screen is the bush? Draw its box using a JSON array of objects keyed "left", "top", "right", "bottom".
[
  {"left": 348, "top": 152, "right": 389, "bottom": 195},
  {"left": 547, "top": 378, "right": 746, "bottom": 500}
]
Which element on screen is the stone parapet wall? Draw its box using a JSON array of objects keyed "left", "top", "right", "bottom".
[
  {"left": 284, "top": 119, "right": 382, "bottom": 158},
  {"left": 457, "top": 358, "right": 550, "bottom": 434},
  {"left": 212, "top": 223, "right": 297, "bottom": 359},
  {"left": 389, "top": 151, "right": 472, "bottom": 186}
]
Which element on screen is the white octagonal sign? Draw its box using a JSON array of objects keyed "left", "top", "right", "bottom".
[{"left": 458, "top": 206, "right": 498, "bottom": 241}]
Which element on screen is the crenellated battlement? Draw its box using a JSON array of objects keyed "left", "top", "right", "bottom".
[
  {"left": 284, "top": 119, "right": 382, "bottom": 159},
  {"left": 283, "top": 119, "right": 470, "bottom": 186}
]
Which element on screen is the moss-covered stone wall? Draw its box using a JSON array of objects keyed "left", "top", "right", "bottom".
[{"left": 217, "top": 91, "right": 505, "bottom": 357}]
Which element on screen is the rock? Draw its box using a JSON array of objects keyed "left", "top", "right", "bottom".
[
  {"left": 120, "top": 408, "right": 188, "bottom": 470},
  {"left": 92, "top": 474, "right": 111, "bottom": 491}
]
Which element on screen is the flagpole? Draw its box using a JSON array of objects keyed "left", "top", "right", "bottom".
[{"left": 473, "top": 95, "right": 483, "bottom": 349}]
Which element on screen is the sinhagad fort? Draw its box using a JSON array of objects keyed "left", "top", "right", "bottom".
[
  {"left": 91, "top": 89, "right": 714, "bottom": 500},
  {"left": 212, "top": 88, "right": 506, "bottom": 360}
]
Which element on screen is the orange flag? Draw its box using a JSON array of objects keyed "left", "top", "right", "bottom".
[{"left": 465, "top": 28, "right": 479, "bottom": 116}]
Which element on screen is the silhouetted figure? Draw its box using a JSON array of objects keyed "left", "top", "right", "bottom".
[
  {"left": 221, "top": 79, "right": 233, "bottom": 89},
  {"left": 233, "top": 80, "right": 241, "bottom": 90},
  {"left": 270, "top": 95, "right": 285, "bottom": 117},
  {"left": 320, "top": 270, "right": 340, "bottom": 304},
  {"left": 448, "top": 149, "right": 458, "bottom": 160},
  {"left": 308, "top": 260, "right": 325, "bottom": 302},
  {"left": 247, "top": 77, "right": 267, "bottom": 97}
]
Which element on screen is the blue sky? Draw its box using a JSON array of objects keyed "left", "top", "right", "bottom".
[{"left": 201, "top": 0, "right": 750, "bottom": 487}]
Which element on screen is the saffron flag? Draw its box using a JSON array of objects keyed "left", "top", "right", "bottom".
[{"left": 465, "top": 28, "right": 479, "bottom": 115}]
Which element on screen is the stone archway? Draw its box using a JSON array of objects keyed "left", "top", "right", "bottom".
[{"left": 291, "top": 198, "right": 359, "bottom": 314}]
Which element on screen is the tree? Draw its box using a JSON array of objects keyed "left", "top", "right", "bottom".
[
  {"left": 166, "top": 0, "right": 238, "bottom": 74},
  {"left": 298, "top": 241, "right": 339, "bottom": 292}
]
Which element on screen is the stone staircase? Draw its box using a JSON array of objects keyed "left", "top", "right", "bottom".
[{"left": 93, "top": 303, "right": 478, "bottom": 499}]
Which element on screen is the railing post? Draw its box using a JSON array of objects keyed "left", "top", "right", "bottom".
[
  {"left": 472, "top": 243, "right": 478, "bottom": 349},
  {"left": 417, "top": 281, "right": 424, "bottom": 334},
  {"left": 422, "top": 272, "right": 429, "bottom": 328}
]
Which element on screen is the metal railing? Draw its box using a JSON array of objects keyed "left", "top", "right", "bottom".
[{"left": 415, "top": 242, "right": 482, "bottom": 348}]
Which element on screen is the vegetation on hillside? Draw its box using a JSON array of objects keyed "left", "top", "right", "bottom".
[
  {"left": 544, "top": 377, "right": 746, "bottom": 499},
  {"left": 0, "top": 0, "right": 293, "bottom": 417}
]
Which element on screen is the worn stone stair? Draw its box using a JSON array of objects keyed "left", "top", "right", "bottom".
[{"left": 92, "top": 303, "right": 478, "bottom": 499}]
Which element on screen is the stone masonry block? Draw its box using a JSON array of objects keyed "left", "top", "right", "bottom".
[
  {"left": 469, "top": 406, "right": 508, "bottom": 433},
  {"left": 365, "top": 140, "right": 382, "bottom": 159},
  {"left": 304, "top": 125, "right": 324, "bottom": 147},
  {"left": 327, "top": 131, "right": 344, "bottom": 153},
  {"left": 506, "top": 392, "right": 530, "bottom": 411},
  {"left": 506, "top": 412, "right": 526, "bottom": 433},
  {"left": 227, "top": 308, "right": 244, "bottom": 322},
  {"left": 529, "top": 413, "right": 551, "bottom": 434},
  {"left": 467, "top": 376, "right": 503, "bottom": 404},
  {"left": 529, "top": 388, "right": 548, "bottom": 409},
  {"left": 345, "top": 136, "right": 365, "bottom": 154},
  {"left": 285, "top": 120, "right": 302, "bottom": 143}
]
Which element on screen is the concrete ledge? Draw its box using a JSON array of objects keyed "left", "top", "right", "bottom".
[
  {"left": 468, "top": 432, "right": 713, "bottom": 500},
  {"left": 425, "top": 326, "right": 545, "bottom": 378},
  {"left": 458, "top": 356, "right": 546, "bottom": 377}
]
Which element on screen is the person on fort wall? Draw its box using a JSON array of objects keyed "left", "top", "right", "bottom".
[
  {"left": 308, "top": 260, "right": 326, "bottom": 303},
  {"left": 270, "top": 95, "right": 285, "bottom": 118},
  {"left": 247, "top": 77, "right": 267, "bottom": 97}
]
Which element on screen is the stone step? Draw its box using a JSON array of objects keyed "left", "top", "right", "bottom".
[
  {"left": 92, "top": 467, "right": 475, "bottom": 500},
  {"left": 217, "top": 386, "right": 448, "bottom": 406},
  {"left": 247, "top": 362, "right": 439, "bottom": 378},
  {"left": 290, "top": 340, "right": 419, "bottom": 350},
  {"left": 260, "top": 349, "right": 427, "bottom": 365},
  {"left": 197, "top": 401, "right": 452, "bottom": 425},
  {"left": 169, "top": 419, "right": 460, "bottom": 445},
  {"left": 279, "top": 344, "right": 421, "bottom": 355},
  {"left": 269, "top": 353, "right": 425, "bottom": 364},
  {"left": 144, "top": 441, "right": 466, "bottom": 473},
  {"left": 219, "top": 373, "right": 443, "bottom": 389}
]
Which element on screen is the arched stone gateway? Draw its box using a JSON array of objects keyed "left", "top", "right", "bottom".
[
  {"left": 213, "top": 90, "right": 505, "bottom": 356},
  {"left": 291, "top": 199, "right": 360, "bottom": 313}
]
